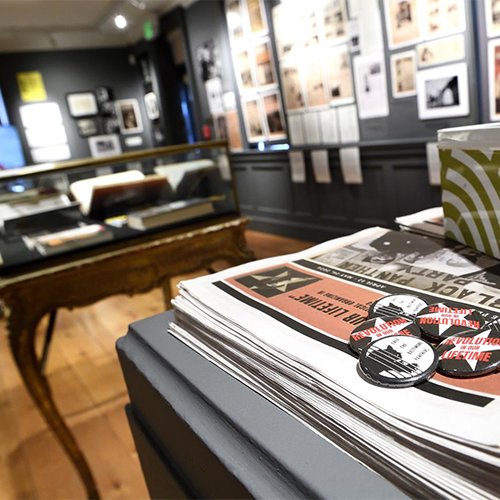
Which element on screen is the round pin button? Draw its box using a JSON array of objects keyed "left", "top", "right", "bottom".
[
  {"left": 349, "top": 316, "right": 421, "bottom": 355},
  {"left": 359, "top": 335, "right": 438, "bottom": 388},
  {"left": 436, "top": 327, "right": 500, "bottom": 378},
  {"left": 369, "top": 294, "right": 428, "bottom": 321},
  {"left": 415, "top": 302, "right": 484, "bottom": 342}
]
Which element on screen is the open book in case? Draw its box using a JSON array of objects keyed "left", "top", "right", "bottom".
[{"left": 0, "top": 140, "right": 240, "bottom": 270}]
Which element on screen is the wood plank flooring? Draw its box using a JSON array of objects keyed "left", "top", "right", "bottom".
[{"left": 0, "top": 230, "right": 312, "bottom": 500}]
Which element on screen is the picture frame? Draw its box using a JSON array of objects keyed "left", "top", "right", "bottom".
[
  {"left": 233, "top": 47, "right": 258, "bottom": 93},
  {"left": 302, "top": 56, "right": 329, "bottom": 109},
  {"left": 253, "top": 38, "right": 278, "bottom": 89},
  {"left": 390, "top": 50, "right": 417, "bottom": 99},
  {"left": 115, "top": 99, "right": 143, "bottom": 135},
  {"left": 416, "top": 62, "right": 469, "bottom": 120},
  {"left": 383, "top": 0, "right": 421, "bottom": 50},
  {"left": 241, "top": 95, "right": 266, "bottom": 143},
  {"left": 88, "top": 134, "right": 122, "bottom": 159},
  {"left": 320, "top": 0, "right": 348, "bottom": 46},
  {"left": 280, "top": 60, "right": 306, "bottom": 112},
  {"left": 485, "top": 0, "right": 500, "bottom": 39},
  {"left": 243, "top": 0, "right": 268, "bottom": 39},
  {"left": 103, "top": 117, "right": 120, "bottom": 135},
  {"left": 261, "top": 90, "right": 287, "bottom": 141},
  {"left": 144, "top": 92, "right": 160, "bottom": 120},
  {"left": 421, "top": 0, "right": 466, "bottom": 41},
  {"left": 489, "top": 38, "right": 500, "bottom": 121},
  {"left": 95, "top": 87, "right": 112, "bottom": 104},
  {"left": 226, "top": 0, "right": 247, "bottom": 45},
  {"left": 66, "top": 92, "right": 98, "bottom": 118},
  {"left": 417, "top": 34, "right": 465, "bottom": 68},
  {"left": 272, "top": 2, "right": 300, "bottom": 59},
  {"left": 76, "top": 118, "right": 100, "bottom": 137},
  {"left": 325, "top": 44, "right": 355, "bottom": 106}
]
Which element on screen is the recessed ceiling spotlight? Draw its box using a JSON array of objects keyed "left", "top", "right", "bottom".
[{"left": 115, "top": 15, "right": 127, "bottom": 29}]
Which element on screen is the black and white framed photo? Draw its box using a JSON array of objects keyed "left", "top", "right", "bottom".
[
  {"left": 144, "top": 92, "right": 160, "bottom": 120},
  {"left": 416, "top": 62, "right": 469, "bottom": 120},
  {"left": 103, "top": 117, "right": 120, "bottom": 135},
  {"left": 95, "top": 86, "right": 112, "bottom": 104},
  {"left": 76, "top": 118, "right": 100, "bottom": 137},
  {"left": 115, "top": 99, "right": 143, "bottom": 135},
  {"left": 88, "top": 134, "right": 122, "bottom": 159},
  {"left": 66, "top": 92, "right": 98, "bottom": 117}
]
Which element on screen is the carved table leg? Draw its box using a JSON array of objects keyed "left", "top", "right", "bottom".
[{"left": 7, "top": 311, "right": 100, "bottom": 499}]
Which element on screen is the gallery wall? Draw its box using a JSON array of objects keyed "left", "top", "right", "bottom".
[{"left": 0, "top": 47, "right": 153, "bottom": 165}]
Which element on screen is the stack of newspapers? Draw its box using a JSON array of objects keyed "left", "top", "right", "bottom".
[
  {"left": 395, "top": 207, "right": 445, "bottom": 239},
  {"left": 170, "top": 227, "right": 500, "bottom": 499}
]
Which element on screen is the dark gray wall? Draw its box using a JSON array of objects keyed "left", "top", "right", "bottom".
[
  {"left": 232, "top": 143, "right": 442, "bottom": 241},
  {"left": 0, "top": 47, "right": 153, "bottom": 165}
]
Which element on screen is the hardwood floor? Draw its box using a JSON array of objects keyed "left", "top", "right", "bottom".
[{"left": 0, "top": 230, "right": 312, "bottom": 500}]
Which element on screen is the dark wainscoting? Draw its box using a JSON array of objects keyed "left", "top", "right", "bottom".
[{"left": 231, "top": 142, "right": 442, "bottom": 242}]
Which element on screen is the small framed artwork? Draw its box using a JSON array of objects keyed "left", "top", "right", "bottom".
[
  {"left": 416, "top": 62, "right": 469, "bottom": 120},
  {"left": 325, "top": 44, "right": 355, "bottom": 106},
  {"left": 280, "top": 60, "right": 306, "bottom": 112},
  {"left": 421, "top": 0, "right": 466, "bottom": 41},
  {"left": 103, "top": 117, "right": 120, "bottom": 135},
  {"left": 390, "top": 50, "right": 417, "bottom": 99},
  {"left": 383, "top": 0, "right": 421, "bottom": 50},
  {"left": 95, "top": 87, "right": 112, "bottom": 104},
  {"left": 233, "top": 48, "right": 257, "bottom": 93},
  {"left": 66, "top": 92, "right": 98, "bottom": 117},
  {"left": 417, "top": 34, "right": 465, "bottom": 68},
  {"left": 241, "top": 96, "right": 266, "bottom": 143},
  {"left": 226, "top": 0, "right": 246, "bottom": 45},
  {"left": 243, "top": 0, "right": 268, "bottom": 38},
  {"left": 485, "top": 0, "right": 500, "bottom": 38},
  {"left": 261, "top": 91, "right": 287, "bottom": 141},
  {"left": 489, "top": 38, "right": 500, "bottom": 120},
  {"left": 144, "top": 92, "right": 160, "bottom": 120},
  {"left": 88, "top": 134, "right": 122, "bottom": 159},
  {"left": 76, "top": 118, "right": 100, "bottom": 137},
  {"left": 253, "top": 38, "right": 277, "bottom": 89},
  {"left": 115, "top": 99, "right": 143, "bottom": 135}
]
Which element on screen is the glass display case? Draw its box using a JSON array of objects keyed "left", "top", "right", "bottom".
[{"left": 0, "top": 140, "right": 239, "bottom": 270}]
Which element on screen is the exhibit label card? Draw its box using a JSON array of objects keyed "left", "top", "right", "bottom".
[
  {"left": 304, "top": 112, "right": 321, "bottom": 145},
  {"left": 289, "top": 150, "right": 306, "bottom": 183},
  {"left": 340, "top": 147, "right": 363, "bottom": 184},
  {"left": 426, "top": 142, "right": 441, "bottom": 186},
  {"left": 288, "top": 114, "right": 305, "bottom": 145},
  {"left": 319, "top": 108, "right": 339, "bottom": 144},
  {"left": 353, "top": 52, "right": 390, "bottom": 119},
  {"left": 311, "top": 149, "right": 332, "bottom": 184},
  {"left": 338, "top": 104, "right": 360, "bottom": 143}
]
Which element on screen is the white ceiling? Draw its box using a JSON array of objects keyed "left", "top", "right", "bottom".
[{"left": 0, "top": 0, "right": 195, "bottom": 52}]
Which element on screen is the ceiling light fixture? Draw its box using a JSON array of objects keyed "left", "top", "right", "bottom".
[{"left": 115, "top": 15, "right": 127, "bottom": 29}]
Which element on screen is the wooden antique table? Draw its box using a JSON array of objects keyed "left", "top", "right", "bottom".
[{"left": 0, "top": 214, "right": 254, "bottom": 499}]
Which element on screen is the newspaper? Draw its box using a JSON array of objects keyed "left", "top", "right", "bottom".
[
  {"left": 170, "top": 227, "right": 500, "bottom": 498},
  {"left": 395, "top": 207, "right": 445, "bottom": 238}
]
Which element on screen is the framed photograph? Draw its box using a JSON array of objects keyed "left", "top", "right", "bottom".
[
  {"left": 233, "top": 48, "right": 257, "bottom": 92},
  {"left": 390, "top": 50, "right": 417, "bottom": 98},
  {"left": 76, "top": 118, "right": 100, "bottom": 137},
  {"left": 254, "top": 38, "right": 277, "bottom": 88},
  {"left": 95, "top": 87, "right": 112, "bottom": 104},
  {"left": 321, "top": 0, "right": 348, "bottom": 46},
  {"left": 272, "top": 3, "right": 300, "bottom": 59},
  {"left": 88, "top": 134, "right": 122, "bottom": 159},
  {"left": 115, "top": 99, "right": 143, "bottom": 135},
  {"left": 196, "top": 39, "right": 222, "bottom": 82},
  {"left": 262, "top": 91, "right": 287, "bottom": 140},
  {"left": 353, "top": 52, "right": 390, "bottom": 119},
  {"left": 489, "top": 39, "right": 500, "bottom": 120},
  {"left": 325, "top": 44, "right": 354, "bottom": 106},
  {"left": 422, "top": 0, "right": 465, "bottom": 40},
  {"left": 225, "top": 109, "right": 243, "bottom": 150},
  {"left": 383, "top": 0, "right": 421, "bottom": 50},
  {"left": 300, "top": 5, "right": 321, "bottom": 50},
  {"left": 485, "top": 0, "right": 500, "bottom": 38},
  {"left": 226, "top": 0, "right": 246, "bottom": 44},
  {"left": 244, "top": 0, "right": 268, "bottom": 37},
  {"left": 241, "top": 96, "right": 266, "bottom": 142},
  {"left": 417, "top": 34, "right": 465, "bottom": 68},
  {"left": 66, "top": 92, "right": 98, "bottom": 117},
  {"left": 205, "top": 77, "right": 224, "bottom": 115},
  {"left": 280, "top": 61, "right": 306, "bottom": 112},
  {"left": 303, "top": 57, "right": 329, "bottom": 108},
  {"left": 144, "top": 92, "right": 160, "bottom": 120},
  {"left": 416, "top": 62, "right": 469, "bottom": 120},
  {"left": 103, "top": 117, "right": 120, "bottom": 135}
]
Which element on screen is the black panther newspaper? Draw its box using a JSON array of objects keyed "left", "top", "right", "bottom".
[{"left": 171, "top": 228, "right": 500, "bottom": 450}]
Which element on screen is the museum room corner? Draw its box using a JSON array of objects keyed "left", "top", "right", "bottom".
[{"left": 1, "top": 0, "right": 500, "bottom": 499}]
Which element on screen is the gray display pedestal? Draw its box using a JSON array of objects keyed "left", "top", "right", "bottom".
[{"left": 117, "top": 311, "right": 410, "bottom": 499}]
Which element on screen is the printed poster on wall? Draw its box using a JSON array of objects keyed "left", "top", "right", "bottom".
[
  {"left": 390, "top": 50, "right": 417, "bottom": 98},
  {"left": 272, "top": 3, "right": 300, "bottom": 59},
  {"left": 281, "top": 61, "right": 306, "bottom": 111},
  {"left": 303, "top": 57, "right": 329, "bottom": 108},
  {"left": 16, "top": 71, "right": 47, "bottom": 102},
  {"left": 321, "top": 0, "right": 348, "bottom": 45},
  {"left": 325, "top": 44, "right": 354, "bottom": 106},
  {"left": 422, "top": 0, "right": 465, "bottom": 40},
  {"left": 226, "top": 0, "right": 246, "bottom": 44},
  {"left": 262, "top": 92, "right": 287, "bottom": 140},
  {"left": 353, "top": 52, "right": 389, "bottom": 119},
  {"left": 417, "top": 34, "right": 465, "bottom": 68}
]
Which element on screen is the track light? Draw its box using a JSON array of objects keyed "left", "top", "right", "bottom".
[{"left": 115, "top": 15, "right": 127, "bottom": 29}]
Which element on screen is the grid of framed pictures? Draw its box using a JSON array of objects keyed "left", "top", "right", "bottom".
[
  {"left": 272, "top": 0, "right": 355, "bottom": 145},
  {"left": 225, "top": 0, "right": 287, "bottom": 143},
  {"left": 383, "top": 0, "right": 469, "bottom": 120}
]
